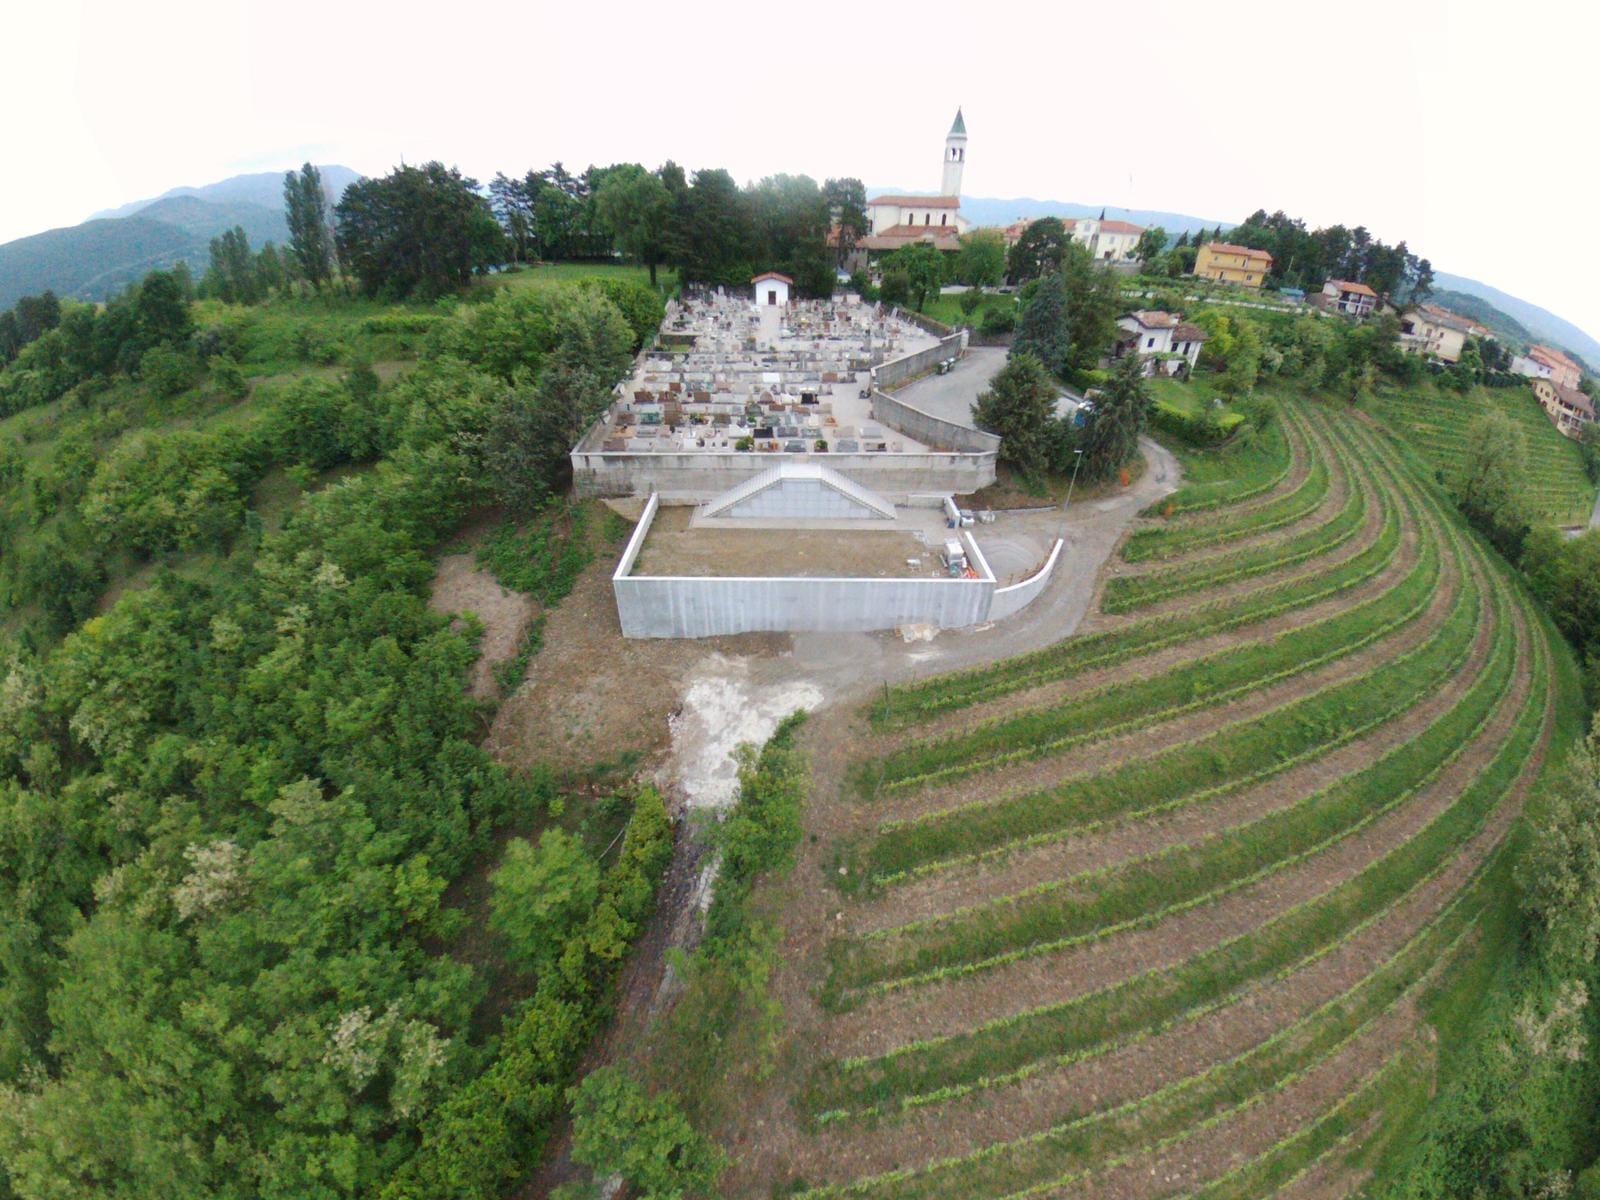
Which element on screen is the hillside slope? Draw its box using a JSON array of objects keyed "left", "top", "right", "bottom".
[
  {"left": 1434, "top": 270, "right": 1600, "bottom": 370},
  {"left": 706, "top": 396, "right": 1583, "bottom": 1198}
]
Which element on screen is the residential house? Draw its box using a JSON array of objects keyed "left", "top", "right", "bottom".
[
  {"left": 1398, "top": 305, "right": 1475, "bottom": 363},
  {"left": 1193, "top": 241, "right": 1273, "bottom": 287},
  {"left": 1512, "top": 344, "right": 1583, "bottom": 390},
  {"left": 1532, "top": 377, "right": 1595, "bottom": 439},
  {"left": 1112, "top": 310, "right": 1208, "bottom": 376},
  {"left": 1313, "top": 279, "right": 1378, "bottom": 317}
]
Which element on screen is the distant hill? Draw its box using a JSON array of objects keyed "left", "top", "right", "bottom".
[
  {"left": 1425, "top": 289, "right": 1534, "bottom": 347},
  {"left": 0, "top": 165, "right": 361, "bottom": 310},
  {"left": 1431, "top": 271, "right": 1599, "bottom": 372},
  {"left": 88, "top": 165, "right": 361, "bottom": 222},
  {"left": 959, "top": 195, "right": 1230, "bottom": 241}
]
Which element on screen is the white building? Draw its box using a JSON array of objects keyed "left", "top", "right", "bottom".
[
  {"left": 1113, "top": 311, "right": 1207, "bottom": 376},
  {"left": 1071, "top": 213, "right": 1146, "bottom": 263},
  {"left": 751, "top": 271, "right": 791, "bottom": 307},
  {"left": 862, "top": 110, "right": 973, "bottom": 254}
]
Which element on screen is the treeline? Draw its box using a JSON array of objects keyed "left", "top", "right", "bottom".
[{"left": 1226, "top": 208, "right": 1435, "bottom": 299}]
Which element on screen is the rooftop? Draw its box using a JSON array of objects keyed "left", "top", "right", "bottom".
[
  {"left": 1202, "top": 241, "right": 1273, "bottom": 262},
  {"left": 1328, "top": 279, "right": 1378, "bottom": 298}
]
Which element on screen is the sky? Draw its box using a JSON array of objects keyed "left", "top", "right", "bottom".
[{"left": 4, "top": 0, "right": 1597, "bottom": 339}]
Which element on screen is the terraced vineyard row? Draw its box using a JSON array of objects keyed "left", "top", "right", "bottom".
[
  {"left": 728, "top": 397, "right": 1583, "bottom": 1200},
  {"left": 1367, "top": 385, "right": 1595, "bottom": 525}
]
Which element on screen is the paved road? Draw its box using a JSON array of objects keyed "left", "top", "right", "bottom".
[{"left": 891, "top": 346, "right": 1008, "bottom": 428}]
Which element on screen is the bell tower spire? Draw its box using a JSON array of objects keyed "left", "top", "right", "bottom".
[{"left": 941, "top": 108, "right": 967, "bottom": 198}]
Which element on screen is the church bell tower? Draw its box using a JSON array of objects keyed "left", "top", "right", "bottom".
[{"left": 941, "top": 108, "right": 967, "bottom": 198}]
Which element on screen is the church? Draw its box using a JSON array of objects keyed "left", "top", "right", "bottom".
[{"left": 858, "top": 110, "right": 973, "bottom": 255}]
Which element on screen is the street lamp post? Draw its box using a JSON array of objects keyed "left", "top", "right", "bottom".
[{"left": 1063, "top": 448, "right": 1085, "bottom": 512}]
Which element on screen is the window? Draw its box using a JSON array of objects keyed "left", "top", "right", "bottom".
[
  {"left": 924, "top": 213, "right": 931, "bottom": 225},
  {"left": 941, "top": 214, "right": 947, "bottom": 225},
  {"left": 1146, "top": 337, "right": 1155, "bottom": 348}
]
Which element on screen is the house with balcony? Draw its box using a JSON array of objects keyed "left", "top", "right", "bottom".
[
  {"left": 1313, "top": 279, "right": 1378, "bottom": 317},
  {"left": 1070, "top": 213, "right": 1145, "bottom": 264},
  {"left": 1532, "top": 378, "right": 1595, "bottom": 439},
  {"left": 1193, "top": 241, "right": 1273, "bottom": 287},
  {"left": 1110, "top": 310, "right": 1208, "bottom": 376},
  {"left": 1398, "top": 305, "right": 1475, "bottom": 363}
]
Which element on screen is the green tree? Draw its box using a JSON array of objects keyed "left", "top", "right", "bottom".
[
  {"left": 1134, "top": 226, "right": 1169, "bottom": 268},
  {"left": 283, "top": 162, "right": 335, "bottom": 289},
  {"left": 1517, "top": 729, "right": 1600, "bottom": 967},
  {"left": 335, "top": 162, "right": 506, "bottom": 299},
  {"left": 886, "top": 244, "right": 944, "bottom": 311},
  {"left": 1010, "top": 271, "right": 1069, "bottom": 377},
  {"left": 1058, "top": 242, "right": 1122, "bottom": 375},
  {"left": 1080, "top": 352, "right": 1151, "bottom": 479},
  {"left": 595, "top": 165, "right": 672, "bottom": 287},
  {"left": 823, "top": 177, "right": 869, "bottom": 268},
  {"left": 1007, "top": 217, "right": 1067, "bottom": 283},
  {"left": 491, "top": 830, "right": 601, "bottom": 968},
  {"left": 955, "top": 229, "right": 1006, "bottom": 288},
  {"left": 971, "top": 352, "right": 1061, "bottom": 479},
  {"left": 569, "top": 1067, "right": 726, "bottom": 1200}
]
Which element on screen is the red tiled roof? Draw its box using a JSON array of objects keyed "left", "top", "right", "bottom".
[
  {"left": 1174, "top": 323, "right": 1208, "bottom": 342},
  {"left": 1126, "top": 310, "right": 1179, "bottom": 328},
  {"left": 1202, "top": 241, "right": 1273, "bottom": 262},
  {"left": 1531, "top": 344, "right": 1581, "bottom": 371},
  {"left": 1095, "top": 219, "right": 1145, "bottom": 234},
  {"left": 751, "top": 271, "right": 793, "bottom": 284},
  {"left": 868, "top": 194, "right": 962, "bottom": 208},
  {"left": 858, "top": 226, "right": 963, "bottom": 251},
  {"left": 1328, "top": 279, "right": 1377, "bottom": 298}
]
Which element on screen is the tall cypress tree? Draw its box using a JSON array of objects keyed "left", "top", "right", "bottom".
[{"left": 283, "top": 163, "right": 334, "bottom": 289}]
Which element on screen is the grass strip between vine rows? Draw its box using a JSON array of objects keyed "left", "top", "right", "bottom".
[
  {"left": 858, "top": 519, "right": 1476, "bottom": 889},
  {"left": 1151, "top": 416, "right": 1294, "bottom": 517},
  {"left": 809, "top": 596, "right": 1544, "bottom": 1115},
  {"left": 868, "top": 488, "right": 1433, "bottom": 794},
  {"left": 872, "top": 480, "right": 1401, "bottom": 729},
  {"left": 835, "top": 573, "right": 1513, "bottom": 996},
  {"left": 1103, "top": 435, "right": 1367, "bottom": 614},
  {"left": 1123, "top": 425, "right": 1332, "bottom": 563},
  {"left": 799, "top": 886, "right": 1484, "bottom": 1199}
]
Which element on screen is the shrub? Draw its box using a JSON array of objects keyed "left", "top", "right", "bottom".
[
  {"left": 979, "top": 306, "right": 1016, "bottom": 337},
  {"left": 138, "top": 344, "right": 196, "bottom": 397}
]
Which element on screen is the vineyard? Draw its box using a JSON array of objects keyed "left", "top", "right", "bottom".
[
  {"left": 1366, "top": 383, "right": 1595, "bottom": 526},
  {"left": 718, "top": 396, "right": 1585, "bottom": 1199}
]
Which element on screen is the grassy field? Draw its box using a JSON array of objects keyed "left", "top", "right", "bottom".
[
  {"left": 489, "top": 259, "right": 675, "bottom": 297},
  {"left": 1366, "top": 382, "right": 1595, "bottom": 525},
  {"left": 683, "top": 394, "right": 1583, "bottom": 1199}
]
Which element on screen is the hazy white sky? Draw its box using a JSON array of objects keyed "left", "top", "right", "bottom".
[{"left": 4, "top": 0, "right": 1597, "bottom": 338}]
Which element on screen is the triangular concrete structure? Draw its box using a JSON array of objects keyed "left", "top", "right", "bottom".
[{"left": 701, "top": 462, "right": 897, "bottom": 521}]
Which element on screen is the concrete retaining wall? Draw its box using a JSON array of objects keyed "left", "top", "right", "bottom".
[
  {"left": 988, "top": 537, "right": 1064, "bottom": 621},
  {"left": 873, "top": 331, "right": 967, "bottom": 390},
  {"left": 571, "top": 450, "right": 994, "bottom": 501},
  {"left": 615, "top": 574, "right": 993, "bottom": 638},
  {"left": 871, "top": 389, "right": 1001, "bottom": 454}
]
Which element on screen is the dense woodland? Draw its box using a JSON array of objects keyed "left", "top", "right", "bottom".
[{"left": 0, "top": 154, "right": 1598, "bottom": 1199}]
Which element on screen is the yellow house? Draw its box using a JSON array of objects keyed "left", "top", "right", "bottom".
[{"left": 1194, "top": 241, "right": 1274, "bottom": 288}]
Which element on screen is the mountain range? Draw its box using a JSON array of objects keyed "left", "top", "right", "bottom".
[
  {"left": 1, "top": 170, "right": 1594, "bottom": 371},
  {"left": 0, "top": 166, "right": 360, "bottom": 309}
]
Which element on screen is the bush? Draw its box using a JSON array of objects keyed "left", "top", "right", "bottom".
[
  {"left": 138, "top": 344, "right": 196, "bottom": 397},
  {"left": 980, "top": 306, "right": 1016, "bottom": 336}
]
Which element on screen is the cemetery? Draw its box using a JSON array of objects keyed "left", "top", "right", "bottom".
[{"left": 569, "top": 288, "right": 997, "bottom": 500}]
